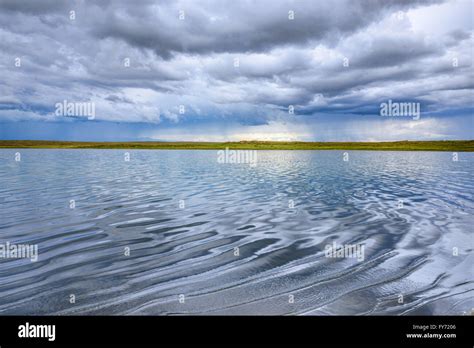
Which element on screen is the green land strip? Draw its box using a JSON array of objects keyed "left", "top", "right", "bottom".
[{"left": 0, "top": 140, "right": 473, "bottom": 151}]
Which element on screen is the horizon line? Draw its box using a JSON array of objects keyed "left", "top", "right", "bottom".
[{"left": 1, "top": 140, "right": 473, "bottom": 152}]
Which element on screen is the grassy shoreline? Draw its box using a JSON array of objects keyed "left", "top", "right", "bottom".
[{"left": 0, "top": 140, "right": 473, "bottom": 151}]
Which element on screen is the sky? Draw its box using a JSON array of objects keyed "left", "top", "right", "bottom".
[{"left": 0, "top": 0, "right": 473, "bottom": 142}]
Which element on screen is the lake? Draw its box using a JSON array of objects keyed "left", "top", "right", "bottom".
[{"left": 0, "top": 149, "right": 473, "bottom": 315}]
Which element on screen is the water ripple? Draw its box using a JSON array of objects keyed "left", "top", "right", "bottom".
[{"left": 0, "top": 149, "right": 472, "bottom": 315}]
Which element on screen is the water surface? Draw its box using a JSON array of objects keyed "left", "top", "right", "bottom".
[{"left": 0, "top": 149, "right": 473, "bottom": 315}]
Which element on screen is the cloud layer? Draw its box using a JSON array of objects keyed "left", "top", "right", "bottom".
[{"left": 0, "top": 0, "right": 472, "bottom": 141}]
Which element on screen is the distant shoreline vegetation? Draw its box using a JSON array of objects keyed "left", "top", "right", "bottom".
[{"left": 0, "top": 140, "right": 473, "bottom": 151}]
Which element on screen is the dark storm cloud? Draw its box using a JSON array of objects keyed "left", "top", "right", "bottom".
[
  {"left": 88, "top": 0, "right": 441, "bottom": 58},
  {"left": 349, "top": 36, "right": 443, "bottom": 68},
  {"left": 0, "top": 0, "right": 69, "bottom": 14},
  {"left": 0, "top": 0, "right": 442, "bottom": 58},
  {"left": 0, "top": 0, "right": 472, "bottom": 129}
]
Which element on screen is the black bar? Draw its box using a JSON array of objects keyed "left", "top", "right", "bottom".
[{"left": 0, "top": 316, "right": 472, "bottom": 346}]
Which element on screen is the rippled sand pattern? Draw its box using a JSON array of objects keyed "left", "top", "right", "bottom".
[{"left": 0, "top": 149, "right": 473, "bottom": 315}]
